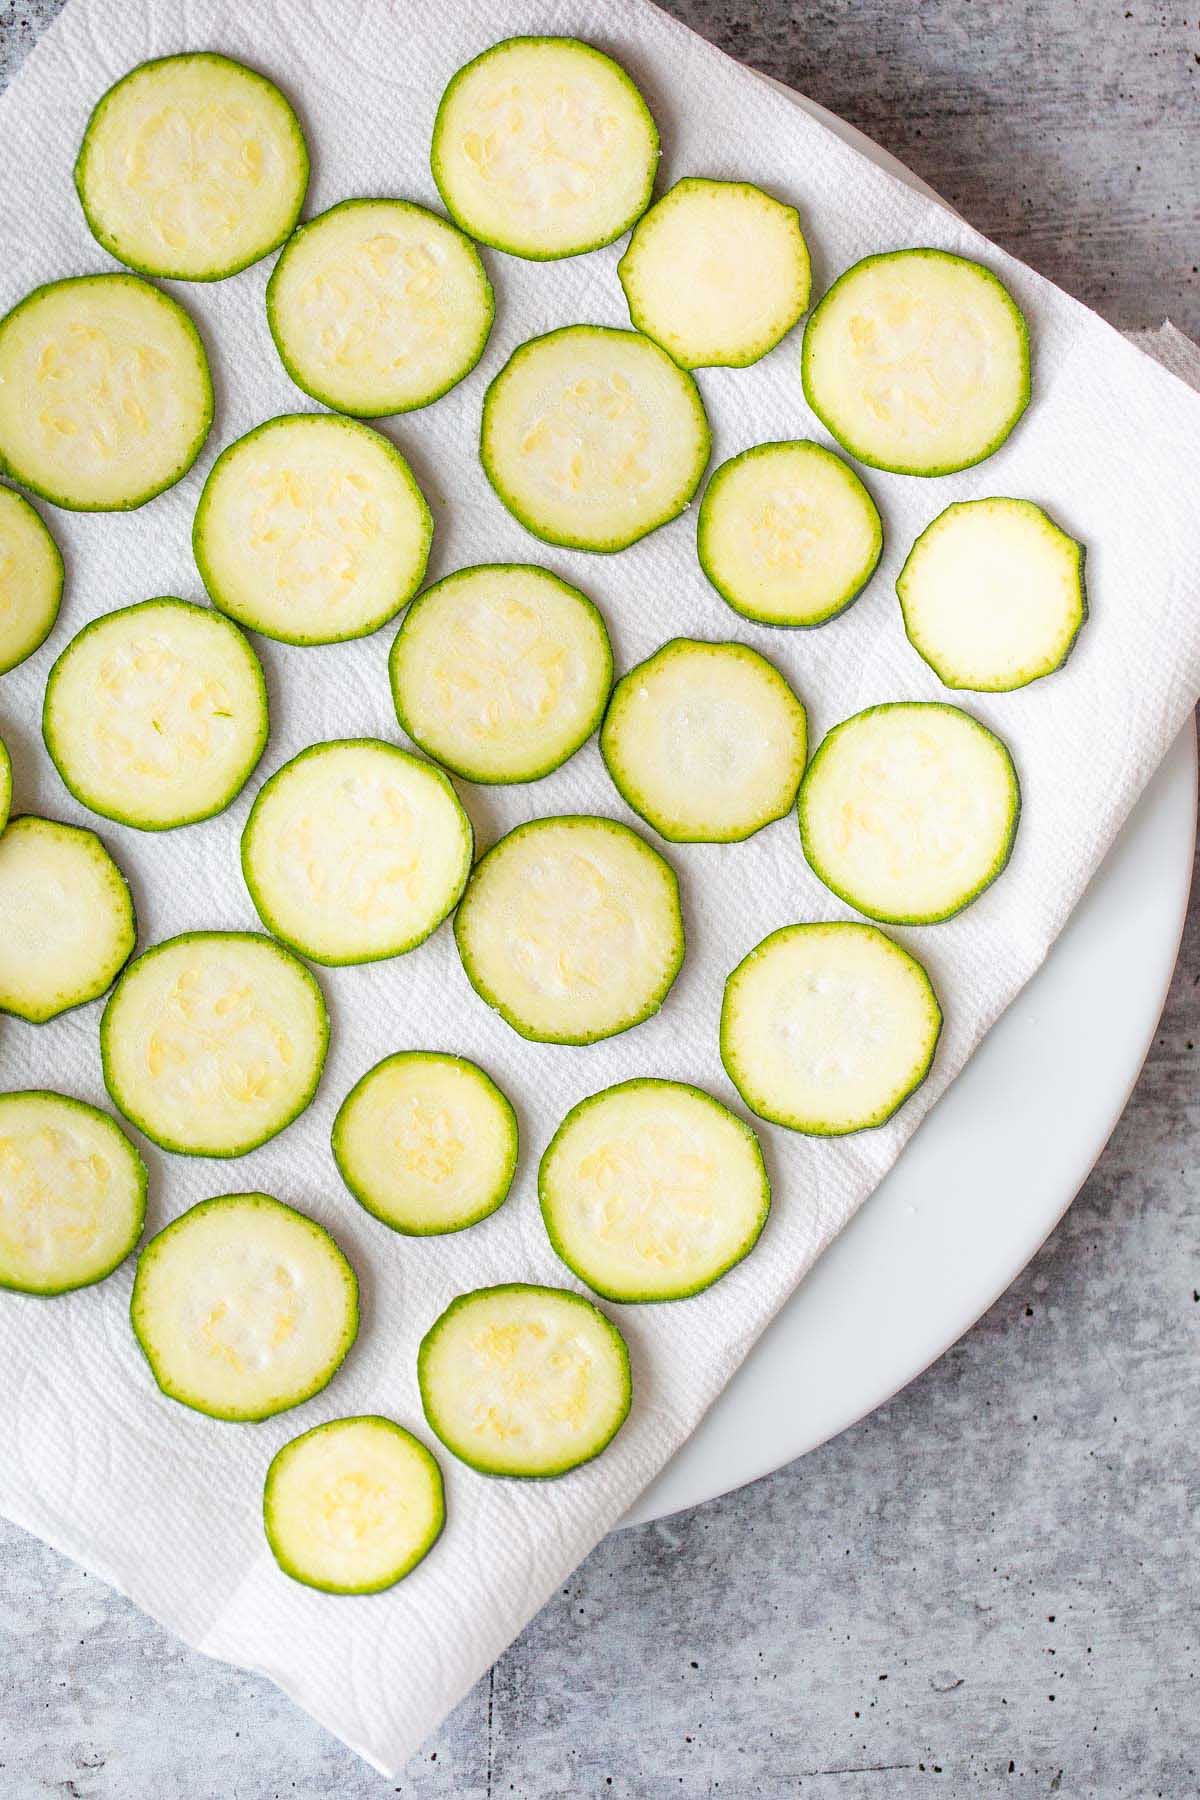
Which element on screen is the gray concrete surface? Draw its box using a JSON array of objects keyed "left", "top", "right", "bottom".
[{"left": 1, "top": 2, "right": 1198, "bottom": 1795}]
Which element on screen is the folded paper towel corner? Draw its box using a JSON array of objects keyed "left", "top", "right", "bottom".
[{"left": 1, "top": 0, "right": 1198, "bottom": 1776}]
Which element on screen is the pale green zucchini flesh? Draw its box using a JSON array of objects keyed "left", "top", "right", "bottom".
[
  {"left": 0, "top": 817, "right": 135, "bottom": 1023},
  {"left": 0, "top": 737, "right": 10, "bottom": 835},
  {"left": 0, "top": 486, "right": 63, "bottom": 674}
]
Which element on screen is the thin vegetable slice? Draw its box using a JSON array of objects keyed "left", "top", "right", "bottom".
[
  {"left": 0, "top": 486, "right": 63, "bottom": 674},
  {"left": 0, "top": 737, "right": 9, "bottom": 836},
  {"left": 0, "top": 817, "right": 134, "bottom": 1023}
]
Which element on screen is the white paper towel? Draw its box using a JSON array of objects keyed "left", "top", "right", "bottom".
[{"left": 1, "top": 0, "right": 1199, "bottom": 1775}]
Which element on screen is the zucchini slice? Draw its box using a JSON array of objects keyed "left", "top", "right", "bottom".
[
  {"left": 697, "top": 440, "right": 883, "bottom": 628},
  {"left": 0, "top": 817, "right": 134, "bottom": 1023},
  {"left": 0, "top": 486, "right": 63, "bottom": 674},
  {"left": 0, "top": 274, "right": 212, "bottom": 511},
  {"left": 43, "top": 598, "right": 268, "bottom": 831},
  {"left": 266, "top": 199, "right": 494, "bottom": 417},
  {"left": 241, "top": 739, "right": 472, "bottom": 967},
  {"left": 721, "top": 922, "right": 941, "bottom": 1134},
  {"left": 600, "top": 637, "right": 807, "bottom": 843},
  {"left": 799, "top": 702, "right": 1020, "bottom": 924},
  {"left": 332, "top": 1051, "right": 517, "bottom": 1237},
  {"left": 897, "top": 498, "right": 1087, "bottom": 691},
  {"left": 101, "top": 931, "right": 328, "bottom": 1157},
  {"left": 618, "top": 178, "right": 811, "bottom": 370},
  {"left": 480, "top": 325, "right": 710, "bottom": 553},
  {"left": 418, "top": 1283, "right": 631, "bottom": 1477},
  {"left": 0, "top": 736, "right": 10, "bottom": 836},
  {"left": 131, "top": 1192, "right": 357, "bottom": 1421},
  {"left": 539, "top": 1078, "right": 770, "bottom": 1303},
  {"left": 0, "top": 1090, "right": 146, "bottom": 1296},
  {"left": 431, "top": 36, "right": 658, "bottom": 261},
  {"left": 801, "top": 249, "right": 1030, "bottom": 476},
  {"left": 74, "top": 53, "right": 308, "bottom": 282},
  {"left": 389, "top": 563, "right": 612, "bottom": 783},
  {"left": 264, "top": 1415, "right": 445, "bottom": 1594},
  {"left": 454, "top": 814, "right": 684, "bottom": 1044}
]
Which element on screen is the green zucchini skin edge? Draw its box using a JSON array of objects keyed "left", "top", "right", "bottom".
[
  {"left": 0, "top": 816, "right": 136, "bottom": 1023},
  {"left": 0, "top": 738, "right": 10, "bottom": 836},
  {"left": 0, "top": 486, "right": 63, "bottom": 674}
]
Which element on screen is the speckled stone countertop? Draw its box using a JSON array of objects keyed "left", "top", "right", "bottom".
[{"left": 1, "top": 3, "right": 1197, "bottom": 1794}]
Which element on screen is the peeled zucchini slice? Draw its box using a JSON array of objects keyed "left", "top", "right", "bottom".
[
  {"left": 799, "top": 702, "right": 1020, "bottom": 924},
  {"left": 0, "top": 1090, "right": 146, "bottom": 1296},
  {"left": 43, "top": 597, "right": 268, "bottom": 831},
  {"left": 802, "top": 249, "right": 1030, "bottom": 477},
  {"left": 897, "top": 498, "right": 1087, "bottom": 691},
  {"left": 389, "top": 563, "right": 612, "bottom": 783},
  {"left": 0, "top": 486, "right": 63, "bottom": 674},
  {"left": 0, "top": 817, "right": 135, "bottom": 1023},
  {"left": 539, "top": 1078, "right": 769, "bottom": 1303},
  {"left": 721, "top": 922, "right": 942, "bottom": 1134},
  {"left": 241, "top": 739, "right": 472, "bottom": 967},
  {"left": 454, "top": 814, "right": 684, "bottom": 1044},
  {"left": 333, "top": 1051, "right": 517, "bottom": 1237},
  {"left": 480, "top": 325, "right": 710, "bottom": 553},
  {"left": 618, "top": 178, "right": 811, "bottom": 370},
  {"left": 101, "top": 931, "right": 328, "bottom": 1157},
  {"left": 431, "top": 36, "right": 658, "bottom": 261},
  {"left": 600, "top": 637, "right": 807, "bottom": 843},
  {"left": 418, "top": 1283, "right": 631, "bottom": 1478},
  {"left": 266, "top": 198, "right": 494, "bottom": 417},
  {"left": 131, "top": 1192, "right": 357, "bottom": 1421},
  {"left": 74, "top": 52, "right": 308, "bottom": 282},
  {"left": 264, "top": 1416, "right": 444, "bottom": 1594},
  {"left": 0, "top": 274, "right": 212, "bottom": 511},
  {"left": 697, "top": 440, "right": 883, "bottom": 628}
]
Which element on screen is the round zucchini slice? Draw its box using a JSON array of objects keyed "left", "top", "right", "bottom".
[
  {"left": 0, "top": 1090, "right": 147, "bottom": 1296},
  {"left": 618, "top": 178, "right": 811, "bottom": 370},
  {"left": 801, "top": 249, "right": 1030, "bottom": 477},
  {"left": 74, "top": 52, "right": 308, "bottom": 282},
  {"left": 266, "top": 198, "right": 494, "bottom": 417},
  {"left": 721, "top": 922, "right": 942, "bottom": 1135},
  {"left": 897, "top": 497, "right": 1087, "bottom": 692},
  {"left": 241, "top": 739, "right": 472, "bottom": 967},
  {"left": 697, "top": 440, "right": 883, "bottom": 628},
  {"left": 0, "top": 485, "right": 63, "bottom": 674},
  {"left": 0, "top": 274, "right": 212, "bottom": 511},
  {"left": 0, "top": 736, "right": 10, "bottom": 836},
  {"left": 418, "top": 1283, "right": 631, "bottom": 1478},
  {"left": 480, "top": 325, "right": 710, "bottom": 553},
  {"left": 332, "top": 1051, "right": 517, "bottom": 1237},
  {"left": 389, "top": 563, "right": 612, "bottom": 783},
  {"left": 454, "top": 814, "right": 684, "bottom": 1045},
  {"left": 264, "top": 1415, "right": 445, "bottom": 1594},
  {"left": 101, "top": 931, "right": 328, "bottom": 1157},
  {"left": 0, "top": 817, "right": 135, "bottom": 1023},
  {"left": 431, "top": 36, "right": 658, "bottom": 261},
  {"left": 799, "top": 701, "right": 1020, "bottom": 925},
  {"left": 600, "top": 637, "right": 807, "bottom": 843},
  {"left": 43, "top": 597, "right": 268, "bottom": 831},
  {"left": 131, "top": 1192, "right": 357, "bottom": 1421}
]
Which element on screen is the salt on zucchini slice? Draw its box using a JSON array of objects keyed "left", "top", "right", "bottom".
[
  {"left": 480, "top": 325, "right": 710, "bottom": 553},
  {"left": 721, "top": 922, "right": 941, "bottom": 1135},
  {"left": 539, "top": 1078, "right": 769, "bottom": 1304},
  {"left": 241, "top": 739, "right": 472, "bottom": 967},
  {"left": 332, "top": 1051, "right": 517, "bottom": 1237},
  {"left": 131, "top": 1192, "right": 357, "bottom": 1421},
  {"left": 418, "top": 1283, "right": 631, "bottom": 1478},
  {"left": 799, "top": 702, "right": 1020, "bottom": 925},
  {"left": 0, "top": 817, "right": 134, "bottom": 1023},
  {"left": 264, "top": 1416, "right": 444, "bottom": 1594},
  {"left": 618, "top": 178, "right": 811, "bottom": 370},
  {"left": 431, "top": 36, "right": 658, "bottom": 261},
  {"left": 74, "top": 52, "right": 308, "bottom": 282},
  {"left": 0, "top": 1090, "right": 147, "bottom": 1296},
  {"left": 266, "top": 198, "right": 494, "bottom": 417},
  {"left": 0, "top": 274, "right": 212, "bottom": 512},
  {"left": 43, "top": 598, "right": 268, "bottom": 831},
  {"left": 454, "top": 814, "right": 684, "bottom": 1045},
  {"left": 697, "top": 440, "right": 883, "bottom": 628},
  {"left": 802, "top": 249, "right": 1031, "bottom": 477},
  {"left": 389, "top": 563, "right": 612, "bottom": 783},
  {"left": 0, "top": 486, "right": 63, "bottom": 674},
  {"left": 600, "top": 638, "right": 807, "bottom": 844},
  {"left": 897, "top": 498, "right": 1087, "bottom": 692},
  {"left": 101, "top": 931, "right": 328, "bottom": 1157}
]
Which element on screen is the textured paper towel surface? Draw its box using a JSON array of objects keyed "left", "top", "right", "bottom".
[{"left": 2, "top": 0, "right": 1200, "bottom": 1776}]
